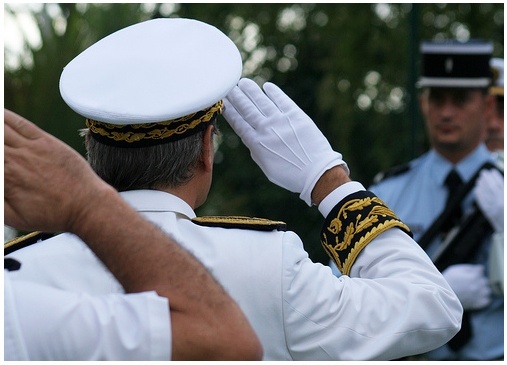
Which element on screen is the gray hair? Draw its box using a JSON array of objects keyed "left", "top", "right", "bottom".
[{"left": 83, "top": 121, "right": 217, "bottom": 192}]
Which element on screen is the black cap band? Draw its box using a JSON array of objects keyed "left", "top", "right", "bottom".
[{"left": 417, "top": 40, "right": 493, "bottom": 88}]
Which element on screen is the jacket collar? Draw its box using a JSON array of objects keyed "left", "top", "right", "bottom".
[
  {"left": 428, "top": 143, "right": 494, "bottom": 186},
  {"left": 119, "top": 189, "right": 196, "bottom": 219}
]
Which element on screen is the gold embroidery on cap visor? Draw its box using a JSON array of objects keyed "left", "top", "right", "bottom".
[
  {"left": 85, "top": 100, "right": 223, "bottom": 146},
  {"left": 321, "top": 192, "right": 412, "bottom": 276}
]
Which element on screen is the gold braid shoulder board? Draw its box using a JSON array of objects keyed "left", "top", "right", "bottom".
[
  {"left": 321, "top": 191, "right": 412, "bottom": 276},
  {"left": 192, "top": 216, "right": 287, "bottom": 232},
  {"left": 4, "top": 231, "right": 55, "bottom": 256}
]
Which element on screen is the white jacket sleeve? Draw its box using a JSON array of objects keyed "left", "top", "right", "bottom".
[
  {"left": 281, "top": 229, "right": 462, "bottom": 360},
  {"left": 4, "top": 274, "right": 171, "bottom": 361},
  {"left": 281, "top": 184, "right": 462, "bottom": 360}
]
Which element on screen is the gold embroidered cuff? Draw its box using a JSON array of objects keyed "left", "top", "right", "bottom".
[
  {"left": 86, "top": 100, "right": 223, "bottom": 147},
  {"left": 321, "top": 191, "right": 412, "bottom": 276}
]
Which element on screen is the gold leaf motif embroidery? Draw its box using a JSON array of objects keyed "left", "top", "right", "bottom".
[
  {"left": 321, "top": 194, "right": 411, "bottom": 275},
  {"left": 86, "top": 100, "right": 223, "bottom": 143}
]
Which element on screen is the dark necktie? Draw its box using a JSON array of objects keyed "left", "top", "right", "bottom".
[
  {"left": 442, "top": 169, "right": 464, "bottom": 235},
  {"left": 441, "top": 169, "right": 474, "bottom": 352}
]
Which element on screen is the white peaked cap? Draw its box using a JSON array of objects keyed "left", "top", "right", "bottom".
[{"left": 60, "top": 18, "right": 242, "bottom": 124}]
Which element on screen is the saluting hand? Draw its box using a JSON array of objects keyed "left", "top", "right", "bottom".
[{"left": 223, "top": 78, "right": 347, "bottom": 206}]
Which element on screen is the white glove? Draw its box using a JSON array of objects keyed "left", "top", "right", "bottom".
[
  {"left": 223, "top": 78, "right": 347, "bottom": 206},
  {"left": 489, "top": 232, "right": 504, "bottom": 295},
  {"left": 442, "top": 264, "right": 492, "bottom": 310},
  {"left": 474, "top": 168, "right": 504, "bottom": 232}
]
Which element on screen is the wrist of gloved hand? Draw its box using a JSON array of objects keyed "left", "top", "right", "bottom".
[
  {"left": 300, "top": 158, "right": 348, "bottom": 206},
  {"left": 442, "top": 264, "right": 492, "bottom": 310}
]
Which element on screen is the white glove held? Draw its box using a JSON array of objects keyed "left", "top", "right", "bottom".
[
  {"left": 223, "top": 78, "right": 347, "bottom": 206},
  {"left": 442, "top": 264, "right": 492, "bottom": 310},
  {"left": 474, "top": 168, "right": 504, "bottom": 232}
]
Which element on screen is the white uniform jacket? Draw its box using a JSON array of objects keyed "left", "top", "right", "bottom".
[
  {"left": 6, "top": 187, "right": 462, "bottom": 360},
  {"left": 4, "top": 271, "right": 170, "bottom": 360}
]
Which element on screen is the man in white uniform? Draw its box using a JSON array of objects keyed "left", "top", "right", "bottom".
[
  {"left": 4, "top": 109, "right": 262, "bottom": 360},
  {"left": 5, "top": 18, "right": 462, "bottom": 360}
]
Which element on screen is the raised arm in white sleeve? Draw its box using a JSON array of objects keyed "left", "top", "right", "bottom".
[{"left": 224, "top": 79, "right": 463, "bottom": 359}]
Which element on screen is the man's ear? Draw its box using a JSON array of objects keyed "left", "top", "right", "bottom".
[
  {"left": 418, "top": 90, "right": 429, "bottom": 118},
  {"left": 201, "top": 125, "right": 214, "bottom": 172}
]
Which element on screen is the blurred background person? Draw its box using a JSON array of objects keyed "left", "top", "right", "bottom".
[
  {"left": 476, "top": 57, "right": 504, "bottom": 299},
  {"left": 485, "top": 57, "right": 504, "bottom": 159},
  {"left": 370, "top": 39, "right": 503, "bottom": 361}
]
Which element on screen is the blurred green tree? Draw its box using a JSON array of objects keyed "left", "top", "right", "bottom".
[{"left": 4, "top": 3, "right": 504, "bottom": 262}]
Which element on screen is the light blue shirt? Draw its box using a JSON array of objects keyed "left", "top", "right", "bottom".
[{"left": 370, "top": 144, "right": 503, "bottom": 360}]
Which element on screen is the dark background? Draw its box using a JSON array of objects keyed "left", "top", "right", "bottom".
[{"left": 5, "top": 3, "right": 504, "bottom": 263}]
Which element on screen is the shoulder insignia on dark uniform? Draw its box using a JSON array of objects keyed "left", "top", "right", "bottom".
[
  {"left": 192, "top": 216, "right": 287, "bottom": 231},
  {"left": 4, "top": 231, "right": 54, "bottom": 256},
  {"left": 372, "top": 162, "right": 411, "bottom": 185}
]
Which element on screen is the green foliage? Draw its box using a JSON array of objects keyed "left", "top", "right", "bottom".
[{"left": 5, "top": 3, "right": 504, "bottom": 262}]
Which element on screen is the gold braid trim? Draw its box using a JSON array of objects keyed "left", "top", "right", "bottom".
[
  {"left": 192, "top": 216, "right": 287, "bottom": 231},
  {"left": 321, "top": 191, "right": 411, "bottom": 276},
  {"left": 4, "top": 231, "right": 55, "bottom": 255},
  {"left": 85, "top": 100, "right": 223, "bottom": 144}
]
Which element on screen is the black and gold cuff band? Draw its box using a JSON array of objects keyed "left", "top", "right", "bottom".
[{"left": 321, "top": 191, "right": 412, "bottom": 276}]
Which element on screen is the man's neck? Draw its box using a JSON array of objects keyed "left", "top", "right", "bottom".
[
  {"left": 158, "top": 173, "right": 209, "bottom": 210},
  {"left": 434, "top": 143, "right": 481, "bottom": 165}
]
